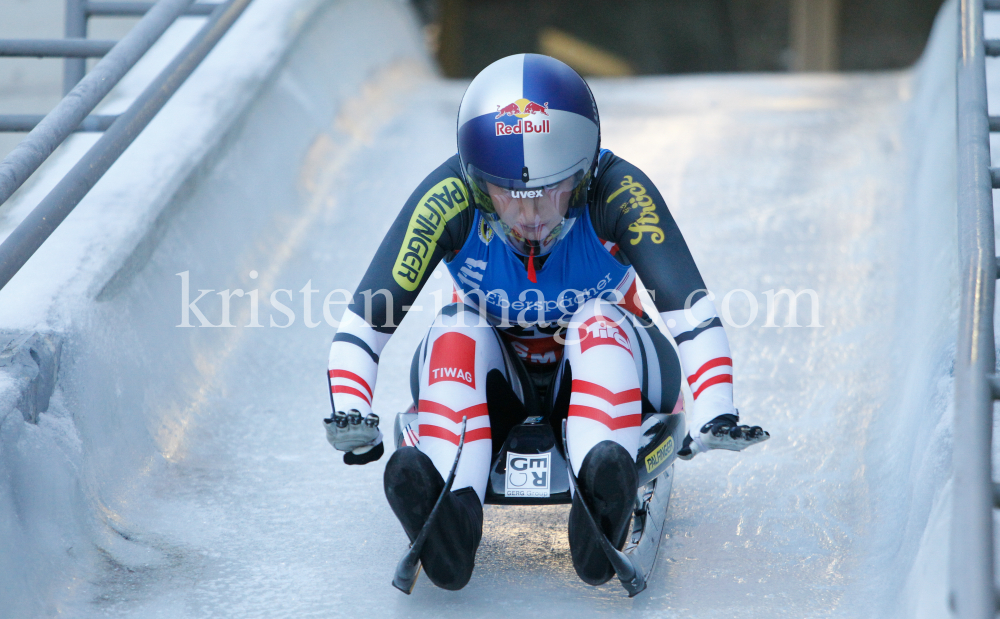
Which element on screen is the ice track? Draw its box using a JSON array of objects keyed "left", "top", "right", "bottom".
[{"left": 0, "top": 0, "right": 966, "bottom": 617}]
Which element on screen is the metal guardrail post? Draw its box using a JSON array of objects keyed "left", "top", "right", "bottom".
[
  {"left": 64, "top": 0, "right": 88, "bottom": 94},
  {"left": 0, "top": 0, "right": 194, "bottom": 207},
  {"left": 87, "top": 1, "right": 218, "bottom": 16},
  {"left": 0, "top": 115, "right": 118, "bottom": 132},
  {"left": 952, "top": 0, "right": 998, "bottom": 617},
  {"left": 0, "top": 40, "right": 117, "bottom": 58},
  {"left": 0, "top": 0, "right": 252, "bottom": 291}
]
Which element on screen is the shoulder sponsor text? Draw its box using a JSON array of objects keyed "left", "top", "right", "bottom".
[
  {"left": 393, "top": 178, "right": 469, "bottom": 291},
  {"left": 606, "top": 175, "right": 664, "bottom": 245}
]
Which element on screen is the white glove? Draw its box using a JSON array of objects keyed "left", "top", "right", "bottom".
[
  {"left": 678, "top": 412, "right": 769, "bottom": 460},
  {"left": 324, "top": 410, "right": 382, "bottom": 453}
]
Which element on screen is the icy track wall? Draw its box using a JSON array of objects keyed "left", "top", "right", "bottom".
[
  {"left": 0, "top": 0, "right": 431, "bottom": 615},
  {"left": 863, "top": 3, "right": 959, "bottom": 617}
]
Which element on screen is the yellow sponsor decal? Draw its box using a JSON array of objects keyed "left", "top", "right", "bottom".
[
  {"left": 644, "top": 435, "right": 674, "bottom": 473},
  {"left": 606, "top": 175, "right": 664, "bottom": 245},
  {"left": 478, "top": 216, "right": 494, "bottom": 244},
  {"left": 393, "top": 178, "right": 469, "bottom": 291}
]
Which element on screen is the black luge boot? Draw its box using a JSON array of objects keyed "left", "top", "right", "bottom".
[
  {"left": 383, "top": 447, "right": 483, "bottom": 590},
  {"left": 567, "top": 440, "right": 638, "bottom": 585}
]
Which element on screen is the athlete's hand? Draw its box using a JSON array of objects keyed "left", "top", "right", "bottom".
[
  {"left": 677, "top": 412, "right": 769, "bottom": 460},
  {"left": 324, "top": 410, "right": 384, "bottom": 465}
]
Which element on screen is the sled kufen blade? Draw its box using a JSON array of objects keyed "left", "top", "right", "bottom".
[
  {"left": 561, "top": 420, "right": 647, "bottom": 598},
  {"left": 392, "top": 417, "right": 468, "bottom": 594},
  {"left": 624, "top": 467, "right": 672, "bottom": 584}
]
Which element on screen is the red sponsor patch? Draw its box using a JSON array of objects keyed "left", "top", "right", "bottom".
[
  {"left": 428, "top": 332, "right": 477, "bottom": 389},
  {"left": 503, "top": 333, "right": 563, "bottom": 367},
  {"left": 578, "top": 316, "right": 632, "bottom": 355}
]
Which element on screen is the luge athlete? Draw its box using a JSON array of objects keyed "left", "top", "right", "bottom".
[{"left": 323, "top": 54, "right": 769, "bottom": 591}]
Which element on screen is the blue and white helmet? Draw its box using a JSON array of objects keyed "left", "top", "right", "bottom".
[{"left": 457, "top": 54, "right": 600, "bottom": 257}]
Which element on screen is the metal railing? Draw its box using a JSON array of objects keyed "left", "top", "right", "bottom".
[
  {"left": 953, "top": 0, "right": 1000, "bottom": 616},
  {"left": 0, "top": 0, "right": 251, "bottom": 291}
]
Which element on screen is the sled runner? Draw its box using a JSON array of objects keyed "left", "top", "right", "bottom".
[
  {"left": 392, "top": 405, "right": 685, "bottom": 596},
  {"left": 391, "top": 417, "right": 468, "bottom": 594}
]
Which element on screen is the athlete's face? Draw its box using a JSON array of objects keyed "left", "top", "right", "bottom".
[{"left": 487, "top": 177, "right": 575, "bottom": 244}]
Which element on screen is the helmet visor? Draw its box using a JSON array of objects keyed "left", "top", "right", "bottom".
[{"left": 468, "top": 168, "right": 589, "bottom": 256}]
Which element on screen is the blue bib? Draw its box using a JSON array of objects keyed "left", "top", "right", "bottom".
[{"left": 446, "top": 207, "right": 635, "bottom": 330}]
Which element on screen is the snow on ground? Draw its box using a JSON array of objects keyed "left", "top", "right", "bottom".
[{"left": 0, "top": 0, "right": 969, "bottom": 617}]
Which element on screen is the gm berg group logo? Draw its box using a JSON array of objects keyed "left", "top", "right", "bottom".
[
  {"left": 504, "top": 451, "right": 551, "bottom": 498},
  {"left": 495, "top": 98, "right": 550, "bottom": 137}
]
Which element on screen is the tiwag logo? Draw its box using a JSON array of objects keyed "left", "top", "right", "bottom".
[
  {"left": 578, "top": 316, "right": 632, "bottom": 354},
  {"left": 431, "top": 367, "right": 473, "bottom": 384},
  {"left": 428, "top": 332, "right": 477, "bottom": 389}
]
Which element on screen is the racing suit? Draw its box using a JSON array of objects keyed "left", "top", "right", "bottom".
[{"left": 327, "top": 150, "right": 735, "bottom": 496}]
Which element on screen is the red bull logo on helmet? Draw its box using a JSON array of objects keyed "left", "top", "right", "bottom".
[
  {"left": 495, "top": 98, "right": 550, "bottom": 136},
  {"left": 495, "top": 98, "right": 549, "bottom": 119}
]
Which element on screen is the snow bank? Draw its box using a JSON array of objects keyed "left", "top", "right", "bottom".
[{"left": 0, "top": 1, "right": 429, "bottom": 615}]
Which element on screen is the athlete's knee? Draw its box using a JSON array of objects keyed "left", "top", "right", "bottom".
[
  {"left": 564, "top": 299, "right": 633, "bottom": 358},
  {"left": 432, "top": 302, "right": 493, "bottom": 333},
  {"left": 568, "top": 297, "right": 627, "bottom": 325},
  {"left": 421, "top": 303, "right": 505, "bottom": 391}
]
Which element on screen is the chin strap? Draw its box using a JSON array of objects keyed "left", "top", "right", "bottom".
[{"left": 526, "top": 246, "right": 537, "bottom": 283}]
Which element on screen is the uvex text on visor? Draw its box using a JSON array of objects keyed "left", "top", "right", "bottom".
[{"left": 467, "top": 167, "right": 590, "bottom": 257}]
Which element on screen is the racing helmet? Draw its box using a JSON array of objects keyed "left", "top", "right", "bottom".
[{"left": 457, "top": 54, "right": 600, "bottom": 257}]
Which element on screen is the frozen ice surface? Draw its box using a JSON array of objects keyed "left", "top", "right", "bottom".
[{"left": 0, "top": 0, "right": 971, "bottom": 617}]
